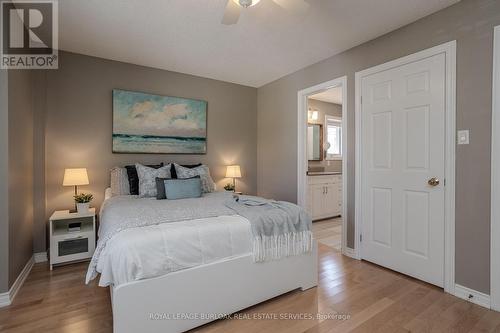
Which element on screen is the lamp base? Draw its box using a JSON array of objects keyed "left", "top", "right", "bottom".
[{"left": 71, "top": 185, "right": 78, "bottom": 213}]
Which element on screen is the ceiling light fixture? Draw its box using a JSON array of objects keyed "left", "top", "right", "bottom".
[
  {"left": 222, "top": 0, "right": 308, "bottom": 25},
  {"left": 232, "top": 0, "right": 261, "bottom": 8}
]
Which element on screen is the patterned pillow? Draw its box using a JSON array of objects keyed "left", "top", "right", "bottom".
[
  {"left": 125, "top": 163, "right": 164, "bottom": 195},
  {"left": 174, "top": 164, "right": 215, "bottom": 193},
  {"left": 136, "top": 163, "right": 172, "bottom": 197},
  {"left": 170, "top": 163, "right": 202, "bottom": 179},
  {"left": 110, "top": 167, "right": 130, "bottom": 196}
]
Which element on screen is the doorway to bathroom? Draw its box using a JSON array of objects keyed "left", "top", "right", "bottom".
[{"left": 298, "top": 76, "right": 350, "bottom": 256}]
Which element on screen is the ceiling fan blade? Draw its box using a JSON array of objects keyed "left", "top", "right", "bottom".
[
  {"left": 272, "top": 0, "right": 309, "bottom": 14},
  {"left": 221, "top": 0, "right": 241, "bottom": 25}
]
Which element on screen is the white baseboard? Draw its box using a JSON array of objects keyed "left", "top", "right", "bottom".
[
  {"left": 0, "top": 255, "right": 34, "bottom": 308},
  {"left": 0, "top": 291, "right": 10, "bottom": 307},
  {"left": 342, "top": 247, "right": 359, "bottom": 259},
  {"left": 454, "top": 284, "right": 491, "bottom": 309},
  {"left": 34, "top": 251, "right": 48, "bottom": 263}
]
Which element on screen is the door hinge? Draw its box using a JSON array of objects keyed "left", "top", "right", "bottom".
[
  {"left": 360, "top": 96, "right": 363, "bottom": 104},
  {"left": 444, "top": 178, "right": 446, "bottom": 186},
  {"left": 360, "top": 234, "right": 362, "bottom": 242}
]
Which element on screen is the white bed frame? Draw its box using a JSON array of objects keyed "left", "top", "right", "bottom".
[{"left": 103, "top": 189, "right": 318, "bottom": 333}]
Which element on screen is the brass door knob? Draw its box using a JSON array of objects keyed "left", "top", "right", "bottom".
[{"left": 428, "top": 177, "right": 440, "bottom": 186}]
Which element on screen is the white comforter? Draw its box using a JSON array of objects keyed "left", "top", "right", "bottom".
[{"left": 95, "top": 196, "right": 252, "bottom": 287}]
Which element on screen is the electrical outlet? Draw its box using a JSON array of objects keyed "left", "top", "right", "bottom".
[{"left": 457, "top": 130, "right": 470, "bottom": 145}]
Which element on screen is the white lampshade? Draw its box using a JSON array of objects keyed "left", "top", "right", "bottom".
[
  {"left": 63, "top": 168, "right": 89, "bottom": 186},
  {"left": 225, "top": 165, "right": 241, "bottom": 178}
]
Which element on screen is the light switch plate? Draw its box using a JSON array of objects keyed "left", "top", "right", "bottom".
[{"left": 457, "top": 130, "right": 470, "bottom": 145}]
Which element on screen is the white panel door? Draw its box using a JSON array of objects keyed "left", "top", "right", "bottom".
[{"left": 361, "top": 53, "right": 446, "bottom": 287}]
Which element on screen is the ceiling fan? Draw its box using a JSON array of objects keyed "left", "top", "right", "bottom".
[{"left": 222, "top": 0, "right": 309, "bottom": 25}]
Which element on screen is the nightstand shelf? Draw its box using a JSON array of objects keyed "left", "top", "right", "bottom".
[{"left": 49, "top": 208, "right": 96, "bottom": 270}]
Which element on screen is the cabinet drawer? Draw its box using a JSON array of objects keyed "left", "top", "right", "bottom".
[
  {"left": 307, "top": 175, "right": 342, "bottom": 185},
  {"left": 58, "top": 237, "right": 89, "bottom": 256},
  {"left": 331, "top": 175, "right": 342, "bottom": 183},
  {"left": 50, "top": 234, "right": 94, "bottom": 264}
]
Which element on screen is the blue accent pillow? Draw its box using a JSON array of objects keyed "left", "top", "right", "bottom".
[{"left": 164, "top": 177, "right": 202, "bottom": 200}]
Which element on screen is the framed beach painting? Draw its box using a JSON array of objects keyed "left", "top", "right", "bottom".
[{"left": 112, "top": 89, "right": 207, "bottom": 154}]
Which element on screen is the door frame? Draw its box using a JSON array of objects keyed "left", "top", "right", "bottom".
[
  {"left": 491, "top": 25, "right": 500, "bottom": 311},
  {"left": 297, "top": 76, "right": 349, "bottom": 256},
  {"left": 354, "top": 41, "right": 456, "bottom": 293}
]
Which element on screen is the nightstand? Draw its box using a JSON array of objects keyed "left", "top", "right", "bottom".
[
  {"left": 226, "top": 191, "right": 243, "bottom": 195},
  {"left": 49, "top": 208, "right": 96, "bottom": 270}
]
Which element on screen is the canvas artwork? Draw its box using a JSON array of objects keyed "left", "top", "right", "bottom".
[{"left": 112, "top": 89, "right": 207, "bottom": 154}]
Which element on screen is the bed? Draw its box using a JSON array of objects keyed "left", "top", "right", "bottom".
[{"left": 90, "top": 188, "right": 318, "bottom": 333}]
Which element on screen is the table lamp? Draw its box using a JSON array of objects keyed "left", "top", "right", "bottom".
[
  {"left": 225, "top": 165, "right": 241, "bottom": 193},
  {"left": 63, "top": 168, "right": 89, "bottom": 210}
]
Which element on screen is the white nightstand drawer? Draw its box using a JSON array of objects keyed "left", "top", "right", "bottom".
[
  {"left": 51, "top": 236, "right": 94, "bottom": 264},
  {"left": 49, "top": 209, "right": 96, "bottom": 269}
]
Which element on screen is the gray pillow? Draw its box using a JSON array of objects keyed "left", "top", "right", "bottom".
[
  {"left": 136, "top": 163, "right": 171, "bottom": 197},
  {"left": 174, "top": 164, "right": 215, "bottom": 193},
  {"left": 155, "top": 177, "right": 170, "bottom": 200},
  {"left": 164, "top": 178, "right": 202, "bottom": 200}
]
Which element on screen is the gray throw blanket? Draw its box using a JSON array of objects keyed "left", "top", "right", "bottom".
[{"left": 225, "top": 195, "right": 313, "bottom": 262}]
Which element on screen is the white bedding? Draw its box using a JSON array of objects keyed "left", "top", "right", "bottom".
[
  {"left": 87, "top": 191, "right": 242, "bottom": 284},
  {"left": 92, "top": 189, "right": 312, "bottom": 288},
  {"left": 95, "top": 193, "right": 252, "bottom": 287}
]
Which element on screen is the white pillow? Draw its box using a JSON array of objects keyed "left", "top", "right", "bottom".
[
  {"left": 174, "top": 164, "right": 215, "bottom": 193},
  {"left": 136, "top": 163, "right": 172, "bottom": 197},
  {"left": 110, "top": 167, "right": 130, "bottom": 196}
]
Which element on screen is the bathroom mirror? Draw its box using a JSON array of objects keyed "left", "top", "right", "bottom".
[{"left": 307, "top": 123, "right": 323, "bottom": 161}]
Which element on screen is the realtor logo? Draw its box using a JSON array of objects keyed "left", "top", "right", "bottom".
[{"left": 1, "top": 0, "right": 58, "bottom": 69}]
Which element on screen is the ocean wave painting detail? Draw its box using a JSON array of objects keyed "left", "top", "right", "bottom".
[
  {"left": 113, "top": 134, "right": 206, "bottom": 154},
  {"left": 113, "top": 89, "right": 207, "bottom": 154}
]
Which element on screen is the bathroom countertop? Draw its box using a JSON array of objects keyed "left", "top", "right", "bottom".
[{"left": 306, "top": 171, "right": 342, "bottom": 176}]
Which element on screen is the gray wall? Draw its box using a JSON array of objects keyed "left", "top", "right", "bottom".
[
  {"left": 32, "top": 72, "right": 47, "bottom": 253},
  {"left": 0, "top": 70, "right": 9, "bottom": 293},
  {"left": 307, "top": 99, "right": 342, "bottom": 173},
  {"left": 257, "top": 0, "right": 500, "bottom": 294},
  {"left": 8, "top": 70, "right": 34, "bottom": 287},
  {"left": 38, "top": 51, "right": 257, "bottom": 252}
]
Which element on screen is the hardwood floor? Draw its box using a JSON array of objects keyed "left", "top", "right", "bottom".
[
  {"left": 1, "top": 244, "right": 500, "bottom": 332},
  {"left": 0, "top": 262, "right": 112, "bottom": 333},
  {"left": 312, "top": 218, "right": 342, "bottom": 251}
]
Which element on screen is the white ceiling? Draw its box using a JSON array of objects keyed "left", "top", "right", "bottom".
[
  {"left": 59, "top": 0, "right": 459, "bottom": 87},
  {"left": 309, "top": 86, "right": 343, "bottom": 104}
]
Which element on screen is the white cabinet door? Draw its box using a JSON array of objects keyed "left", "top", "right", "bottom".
[
  {"left": 308, "top": 176, "right": 343, "bottom": 220},
  {"left": 360, "top": 53, "right": 446, "bottom": 287},
  {"left": 311, "top": 184, "right": 325, "bottom": 220},
  {"left": 324, "top": 184, "right": 339, "bottom": 217}
]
